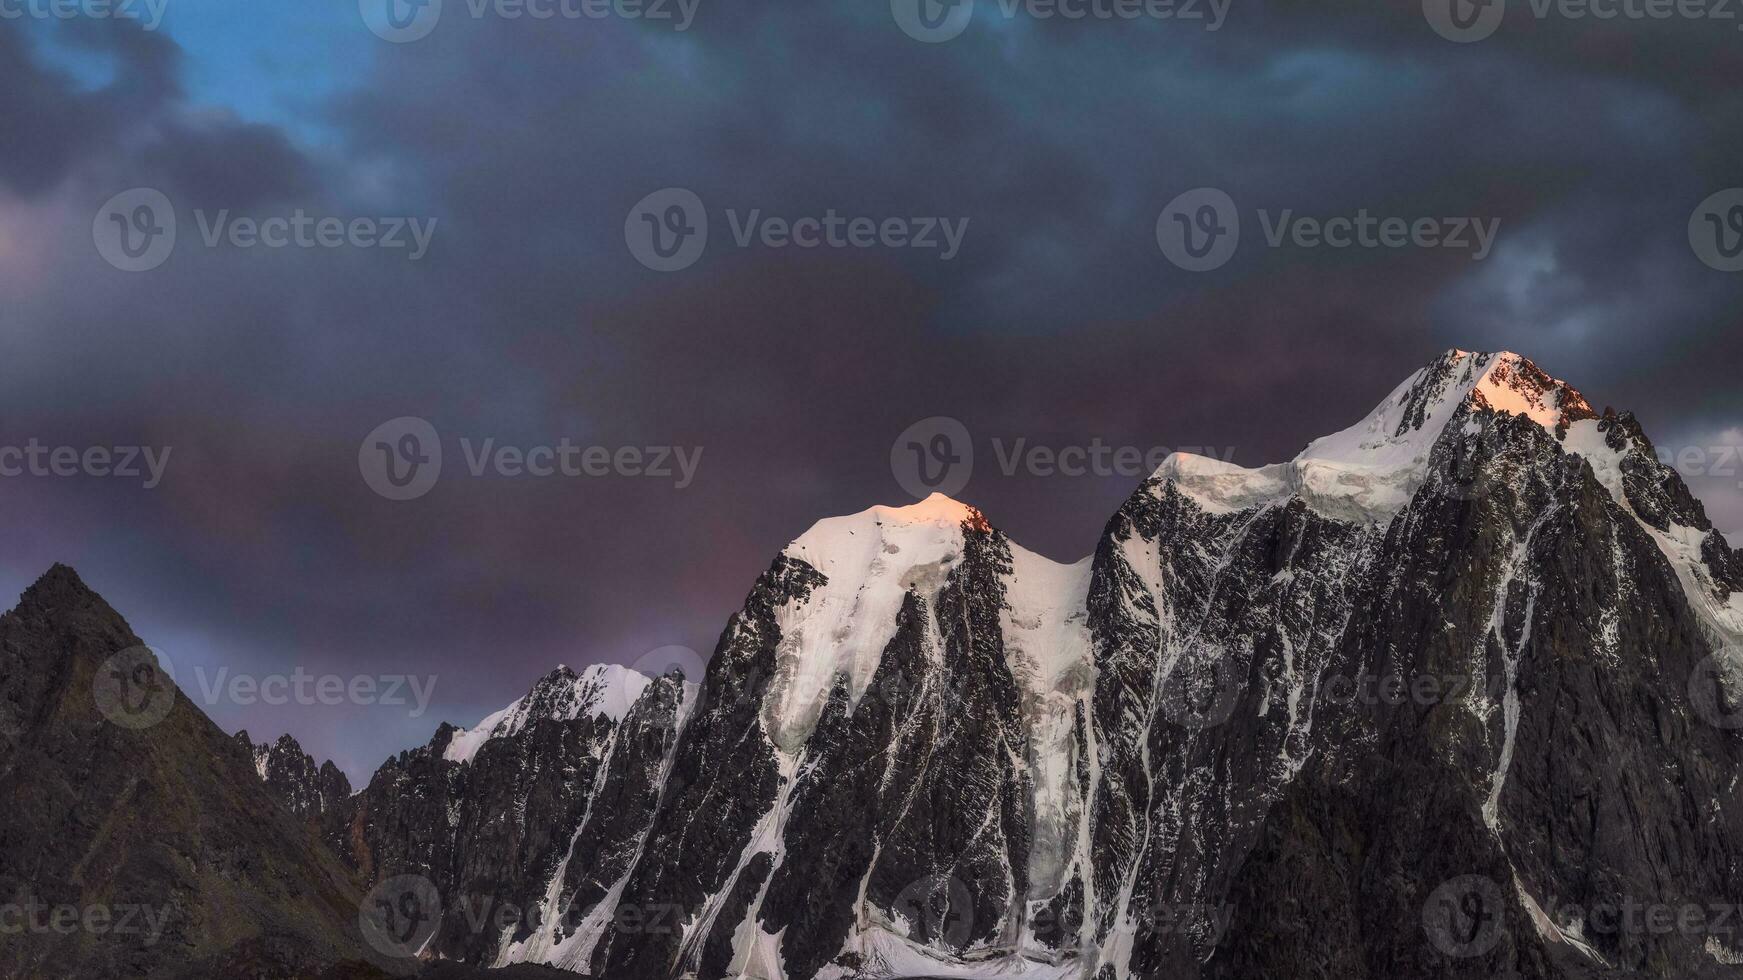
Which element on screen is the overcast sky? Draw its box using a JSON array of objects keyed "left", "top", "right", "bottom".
[{"left": 3, "top": 0, "right": 1741, "bottom": 782}]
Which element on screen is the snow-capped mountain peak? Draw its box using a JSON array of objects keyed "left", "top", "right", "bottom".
[
  {"left": 1307, "top": 349, "right": 1595, "bottom": 464},
  {"left": 325, "top": 349, "right": 1743, "bottom": 980},
  {"left": 1154, "top": 350, "right": 1598, "bottom": 522},
  {"left": 443, "top": 662, "right": 655, "bottom": 764},
  {"left": 765, "top": 493, "right": 993, "bottom": 751},
  {"left": 786, "top": 493, "right": 985, "bottom": 561}
]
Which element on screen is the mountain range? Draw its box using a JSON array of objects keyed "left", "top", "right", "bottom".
[{"left": 6, "top": 349, "right": 1743, "bottom": 979}]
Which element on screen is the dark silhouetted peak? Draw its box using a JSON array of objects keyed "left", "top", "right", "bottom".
[
  {"left": 25, "top": 561, "right": 91, "bottom": 597},
  {"left": 0, "top": 572, "right": 374, "bottom": 977},
  {"left": 11, "top": 563, "right": 114, "bottom": 626}
]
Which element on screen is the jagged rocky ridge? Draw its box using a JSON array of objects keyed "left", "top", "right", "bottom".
[
  {"left": 236, "top": 729, "right": 353, "bottom": 821},
  {"left": 333, "top": 350, "right": 1743, "bottom": 979},
  {"left": 335, "top": 663, "right": 699, "bottom": 965}
]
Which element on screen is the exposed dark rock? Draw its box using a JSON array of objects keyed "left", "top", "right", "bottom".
[
  {"left": 0, "top": 565, "right": 391, "bottom": 979},
  {"left": 24, "top": 350, "right": 1743, "bottom": 980},
  {"left": 236, "top": 729, "right": 354, "bottom": 823}
]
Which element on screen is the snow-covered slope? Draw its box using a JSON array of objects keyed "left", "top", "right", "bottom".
[
  {"left": 342, "top": 663, "right": 699, "bottom": 965},
  {"left": 764, "top": 493, "right": 985, "bottom": 750},
  {"left": 340, "top": 348, "right": 1743, "bottom": 980},
  {"left": 1153, "top": 349, "right": 1739, "bottom": 639},
  {"left": 1159, "top": 350, "right": 1597, "bottom": 522},
  {"left": 444, "top": 663, "right": 658, "bottom": 764}
]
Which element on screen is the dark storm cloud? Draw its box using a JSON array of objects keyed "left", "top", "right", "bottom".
[{"left": 2, "top": 1, "right": 1739, "bottom": 780}]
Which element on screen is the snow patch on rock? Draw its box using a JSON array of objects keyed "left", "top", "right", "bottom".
[
  {"left": 1001, "top": 546, "right": 1094, "bottom": 902},
  {"left": 816, "top": 928, "right": 1081, "bottom": 980}
]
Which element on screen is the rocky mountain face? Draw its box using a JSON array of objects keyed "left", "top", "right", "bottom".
[
  {"left": 333, "top": 663, "right": 698, "bottom": 966},
  {"left": 1085, "top": 352, "right": 1743, "bottom": 980},
  {"left": 331, "top": 350, "right": 1743, "bottom": 980},
  {"left": 236, "top": 729, "right": 353, "bottom": 822},
  {"left": 0, "top": 566, "right": 393, "bottom": 979}
]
